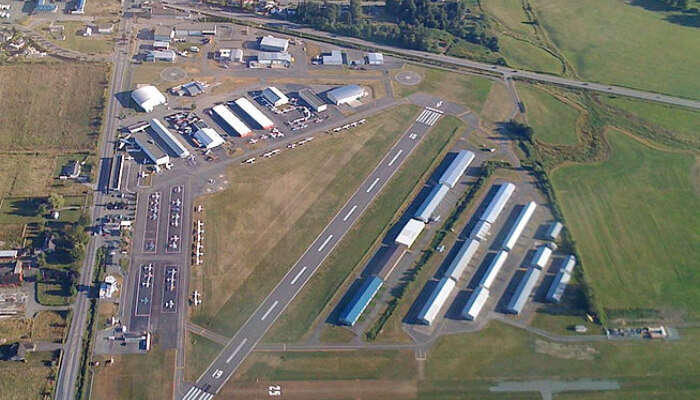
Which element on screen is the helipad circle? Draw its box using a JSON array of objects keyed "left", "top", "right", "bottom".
[
  {"left": 160, "top": 67, "right": 187, "bottom": 82},
  {"left": 395, "top": 70, "right": 422, "bottom": 86}
]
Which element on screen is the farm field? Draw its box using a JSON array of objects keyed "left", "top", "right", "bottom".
[
  {"left": 0, "top": 64, "right": 109, "bottom": 151},
  {"left": 189, "top": 105, "right": 420, "bottom": 336},
  {"left": 551, "top": 129, "right": 700, "bottom": 319},
  {"left": 530, "top": 0, "right": 700, "bottom": 99},
  {"left": 91, "top": 347, "right": 175, "bottom": 400},
  {"left": 517, "top": 83, "right": 580, "bottom": 145},
  {"left": 264, "top": 116, "right": 465, "bottom": 343}
]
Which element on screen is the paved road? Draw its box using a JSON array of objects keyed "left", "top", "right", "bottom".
[
  {"left": 181, "top": 108, "right": 444, "bottom": 399},
  {"left": 53, "top": 16, "right": 132, "bottom": 400},
  {"left": 167, "top": 3, "right": 700, "bottom": 110}
]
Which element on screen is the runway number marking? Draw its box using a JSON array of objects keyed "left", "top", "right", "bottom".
[
  {"left": 318, "top": 234, "right": 333, "bottom": 252},
  {"left": 343, "top": 205, "right": 358, "bottom": 222},
  {"left": 226, "top": 338, "right": 248, "bottom": 364},
  {"left": 387, "top": 149, "right": 403, "bottom": 166},
  {"left": 366, "top": 177, "right": 380, "bottom": 193},
  {"left": 261, "top": 300, "right": 279, "bottom": 321},
  {"left": 290, "top": 267, "right": 307, "bottom": 285},
  {"left": 268, "top": 385, "right": 282, "bottom": 396}
]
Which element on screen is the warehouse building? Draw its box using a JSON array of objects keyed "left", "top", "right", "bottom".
[
  {"left": 530, "top": 245, "right": 552, "bottom": 269},
  {"left": 217, "top": 48, "right": 244, "bottom": 63},
  {"left": 395, "top": 218, "right": 425, "bottom": 248},
  {"left": 478, "top": 250, "right": 508, "bottom": 290},
  {"left": 153, "top": 40, "right": 169, "bottom": 50},
  {"left": 322, "top": 50, "right": 343, "bottom": 65},
  {"left": 414, "top": 184, "right": 450, "bottom": 223},
  {"left": 480, "top": 182, "right": 516, "bottom": 224},
  {"left": 444, "top": 238, "right": 480, "bottom": 282},
  {"left": 338, "top": 276, "right": 384, "bottom": 326},
  {"left": 131, "top": 85, "right": 166, "bottom": 113},
  {"left": 417, "top": 277, "right": 455, "bottom": 325},
  {"left": 34, "top": 0, "right": 57, "bottom": 12},
  {"left": 262, "top": 86, "right": 289, "bottom": 107},
  {"left": 256, "top": 51, "right": 292, "bottom": 67},
  {"left": 327, "top": 84, "right": 367, "bottom": 105},
  {"left": 134, "top": 136, "right": 170, "bottom": 166},
  {"left": 146, "top": 50, "right": 176, "bottom": 62},
  {"left": 461, "top": 285, "right": 489, "bottom": 320},
  {"left": 234, "top": 97, "right": 274, "bottom": 130},
  {"left": 298, "top": 89, "right": 327, "bottom": 112},
  {"left": 259, "top": 35, "right": 289, "bottom": 52},
  {"left": 439, "top": 150, "right": 475, "bottom": 189},
  {"left": 366, "top": 52, "right": 384, "bottom": 65},
  {"left": 502, "top": 201, "right": 537, "bottom": 251},
  {"left": 149, "top": 118, "right": 190, "bottom": 158},
  {"left": 546, "top": 221, "right": 563, "bottom": 241},
  {"left": 211, "top": 104, "right": 252, "bottom": 137},
  {"left": 127, "top": 121, "right": 150, "bottom": 134},
  {"left": 506, "top": 267, "right": 541, "bottom": 314},
  {"left": 546, "top": 255, "right": 576, "bottom": 303},
  {"left": 193, "top": 128, "right": 225, "bottom": 149}
]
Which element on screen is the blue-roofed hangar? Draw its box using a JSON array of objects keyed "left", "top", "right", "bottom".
[{"left": 338, "top": 276, "right": 384, "bottom": 326}]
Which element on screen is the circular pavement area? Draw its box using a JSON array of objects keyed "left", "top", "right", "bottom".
[
  {"left": 395, "top": 70, "right": 422, "bottom": 86},
  {"left": 160, "top": 67, "right": 187, "bottom": 82}
]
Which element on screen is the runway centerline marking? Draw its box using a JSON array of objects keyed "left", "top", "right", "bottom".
[
  {"left": 318, "top": 234, "right": 333, "bottom": 252},
  {"left": 343, "top": 205, "right": 358, "bottom": 222},
  {"left": 290, "top": 267, "right": 307, "bottom": 285},
  {"left": 387, "top": 149, "right": 403, "bottom": 166},
  {"left": 261, "top": 300, "right": 279, "bottom": 321},
  {"left": 226, "top": 338, "right": 248, "bottom": 364},
  {"left": 366, "top": 177, "right": 380, "bottom": 193}
]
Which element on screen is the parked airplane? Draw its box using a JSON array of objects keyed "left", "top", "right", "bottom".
[{"left": 164, "top": 300, "right": 175, "bottom": 309}]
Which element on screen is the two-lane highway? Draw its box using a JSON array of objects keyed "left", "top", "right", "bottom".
[{"left": 181, "top": 108, "right": 444, "bottom": 399}]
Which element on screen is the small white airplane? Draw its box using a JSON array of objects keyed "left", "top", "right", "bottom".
[
  {"left": 143, "top": 264, "right": 153, "bottom": 272},
  {"left": 192, "top": 291, "right": 201, "bottom": 306},
  {"left": 140, "top": 297, "right": 149, "bottom": 304},
  {"left": 242, "top": 157, "right": 256, "bottom": 164},
  {"left": 141, "top": 281, "right": 151, "bottom": 288},
  {"left": 164, "top": 300, "right": 175, "bottom": 309}
]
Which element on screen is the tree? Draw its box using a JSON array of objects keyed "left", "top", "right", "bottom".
[
  {"left": 77, "top": 212, "right": 90, "bottom": 229},
  {"left": 349, "top": 0, "right": 363, "bottom": 23},
  {"left": 38, "top": 203, "right": 49, "bottom": 217},
  {"left": 48, "top": 193, "right": 65, "bottom": 210},
  {"left": 69, "top": 242, "right": 85, "bottom": 263}
]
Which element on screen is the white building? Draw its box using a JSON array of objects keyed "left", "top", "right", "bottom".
[
  {"left": 262, "top": 87, "right": 289, "bottom": 107},
  {"left": 149, "top": 118, "right": 190, "bottom": 158},
  {"left": 395, "top": 218, "right": 425, "bottom": 248},
  {"left": 131, "top": 85, "right": 166, "bottom": 113},
  {"left": 322, "top": 50, "right": 343, "bottom": 65},
  {"left": 146, "top": 50, "right": 176, "bottom": 62},
  {"left": 234, "top": 97, "right": 274, "bottom": 130},
  {"left": 193, "top": 128, "right": 225, "bottom": 149},
  {"left": 298, "top": 89, "right": 327, "bottom": 112},
  {"left": 259, "top": 35, "right": 289, "bottom": 52},
  {"left": 366, "top": 52, "right": 384, "bottom": 65},
  {"left": 461, "top": 285, "right": 489, "bottom": 320},
  {"left": 327, "top": 84, "right": 366, "bottom": 105},
  {"left": 211, "top": 104, "right": 252, "bottom": 137},
  {"left": 99, "top": 275, "right": 118, "bottom": 299},
  {"left": 417, "top": 277, "right": 455, "bottom": 325},
  {"left": 153, "top": 41, "right": 170, "bottom": 50},
  {"left": 256, "top": 51, "right": 292, "bottom": 67}
]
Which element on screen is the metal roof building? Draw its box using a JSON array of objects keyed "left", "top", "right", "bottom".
[
  {"left": 259, "top": 35, "right": 289, "bottom": 52},
  {"left": 502, "top": 201, "right": 537, "bottom": 251},
  {"left": 414, "top": 184, "right": 450, "bottom": 223},
  {"left": 480, "top": 182, "right": 516, "bottom": 224},
  {"left": 338, "top": 276, "right": 384, "bottom": 326},
  {"left": 131, "top": 85, "right": 166, "bottom": 113},
  {"left": 211, "top": 104, "right": 252, "bottom": 137},
  {"left": 417, "top": 277, "right": 455, "bottom": 325},
  {"left": 146, "top": 50, "right": 176, "bottom": 62},
  {"left": 438, "top": 150, "right": 475, "bottom": 189},
  {"left": 444, "top": 238, "right": 480, "bottom": 282},
  {"left": 257, "top": 52, "right": 292, "bottom": 66},
  {"left": 530, "top": 245, "right": 553, "bottom": 269},
  {"left": 153, "top": 26, "right": 173, "bottom": 42},
  {"left": 478, "top": 250, "right": 508, "bottom": 289},
  {"left": 262, "top": 86, "right": 289, "bottom": 107},
  {"left": 193, "top": 128, "right": 225, "bottom": 149},
  {"left": 134, "top": 135, "right": 170, "bottom": 166},
  {"left": 395, "top": 218, "right": 425, "bottom": 248},
  {"left": 0, "top": 250, "right": 18, "bottom": 259},
  {"left": 470, "top": 219, "right": 491, "bottom": 241},
  {"left": 505, "top": 267, "right": 541, "bottom": 314},
  {"left": 327, "top": 84, "right": 366, "bottom": 105},
  {"left": 461, "top": 285, "right": 489, "bottom": 320},
  {"left": 545, "top": 255, "right": 576, "bottom": 303},
  {"left": 298, "top": 89, "right": 327, "bottom": 112},
  {"left": 234, "top": 97, "right": 274, "bottom": 130},
  {"left": 149, "top": 118, "right": 190, "bottom": 158},
  {"left": 546, "top": 221, "right": 564, "bottom": 241},
  {"left": 366, "top": 52, "right": 384, "bottom": 65},
  {"left": 322, "top": 50, "right": 343, "bottom": 65}
]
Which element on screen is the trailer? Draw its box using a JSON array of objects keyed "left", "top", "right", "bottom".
[
  {"left": 234, "top": 97, "right": 274, "bottom": 130},
  {"left": 502, "top": 201, "right": 537, "bottom": 251}
]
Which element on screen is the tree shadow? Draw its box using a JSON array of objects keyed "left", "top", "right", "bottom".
[{"left": 629, "top": 0, "right": 700, "bottom": 27}]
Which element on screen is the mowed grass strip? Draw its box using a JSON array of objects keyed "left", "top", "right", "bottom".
[
  {"left": 185, "top": 333, "right": 223, "bottom": 381},
  {"left": 263, "top": 116, "right": 465, "bottom": 343},
  {"left": 530, "top": 0, "right": 700, "bottom": 98},
  {"left": 552, "top": 129, "right": 700, "bottom": 318},
  {"left": 190, "top": 105, "right": 420, "bottom": 336},
  {"left": 517, "top": 83, "right": 580, "bottom": 145},
  {"left": 0, "top": 64, "right": 109, "bottom": 151}
]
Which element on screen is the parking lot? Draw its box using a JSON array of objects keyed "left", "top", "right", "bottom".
[
  {"left": 142, "top": 191, "right": 161, "bottom": 253},
  {"left": 166, "top": 185, "right": 184, "bottom": 254}
]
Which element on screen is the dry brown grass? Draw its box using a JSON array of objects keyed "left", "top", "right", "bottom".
[
  {"left": 0, "top": 154, "right": 54, "bottom": 198},
  {"left": 221, "top": 379, "right": 417, "bottom": 400},
  {"left": 0, "top": 223, "right": 25, "bottom": 248},
  {"left": 0, "top": 317, "right": 32, "bottom": 342},
  {"left": 0, "top": 352, "right": 57, "bottom": 400},
  {"left": 31, "top": 311, "right": 67, "bottom": 342},
  {"left": 480, "top": 81, "right": 515, "bottom": 122},
  {"left": 92, "top": 347, "right": 175, "bottom": 400}
]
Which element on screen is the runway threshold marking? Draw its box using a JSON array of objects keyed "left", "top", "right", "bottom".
[
  {"left": 261, "top": 300, "right": 279, "bottom": 321},
  {"left": 317, "top": 234, "right": 333, "bottom": 252},
  {"left": 226, "top": 338, "right": 248, "bottom": 364},
  {"left": 343, "top": 205, "right": 358, "bottom": 222},
  {"left": 290, "top": 267, "right": 307, "bottom": 285},
  {"left": 387, "top": 149, "right": 403, "bottom": 167},
  {"left": 366, "top": 177, "right": 380, "bottom": 193}
]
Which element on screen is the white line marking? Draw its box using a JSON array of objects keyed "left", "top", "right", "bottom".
[
  {"left": 226, "top": 338, "right": 248, "bottom": 364},
  {"left": 366, "top": 177, "right": 380, "bottom": 193},
  {"left": 290, "top": 267, "right": 307, "bottom": 285},
  {"left": 387, "top": 149, "right": 403, "bottom": 166},
  {"left": 343, "top": 205, "right": 358, "bottom": 221},
  {"left": 200, "top": 394, "right": 214, "bottom": 400},
  {"left": 317, "top": 234, "right": 333, "bottom": 252},
  {"left": 426, "top": 106, "right": 444, "bottom": 114},
  {"left": 183, "top": 387, "right": 201, "bottom": 400},
  {"left": 261, "top": 300, "right": 279, "bottom": 321}
]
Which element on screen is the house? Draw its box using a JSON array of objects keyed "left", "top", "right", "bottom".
[
  {"left": 42, "top": 233, "right": 56, "bottom": 253},
  {"left": 99, "top": 275, "right": 118, "bottom": 299},
  {"left": 0, "top": 260, "right": 22, "bottom": 287},
  {"left": 0, "top": 342, "right": 36, "bottom": 361},
  {"left": 60, "top": 161, "right": 81, "bottom": 179}
]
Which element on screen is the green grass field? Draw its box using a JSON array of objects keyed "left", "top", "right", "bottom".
[
  {"left": 497, "top": 35, "right": 562, "bottom": 75},
  {"left": 41, "top": 21, "right": 116, "bottom": 55},
  {"left": 517, "top": 83, "right": 580, "bottom": 145},
  {"left": 552, "top": 129, "right": 700, "bottom": 319},
  {"left": 190, "top": 105, "right": 421, "bottom": 337},
  {"left": 0, "top": 352, "right": 57, "bottom": 400},
  {"left": 36, "top": 282, "right": 74, "bottom": 306},
  {"left": 185, "top": 333, "right": 223, "bottom": 381},
  {"left": 263, "top": 116, "right": 465, "bottom": 343},
  {"left": 482, "top": 0, "right": 536, "bottom": 38},
  {"left": 91, "top": 347, "right": 175, "bottom": 400},
  {"left": 530, "top": 0, "right": 700, "bottom": 99}
]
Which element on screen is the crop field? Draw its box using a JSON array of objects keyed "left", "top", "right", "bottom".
[
  {"left": 530, "top": 0, "right": 700, "bottom": 98},
  {"left": 0, "top": 64, "right": 108, "bottom": 151},
  {"left": 0, "top": 352, "right": 58, "bottom": 400},
  {"left": 552, "top": 129, "right": 700, "bottom": 319},
  {"left": 91, "top": 347, "right": 175, "bottom": 400},
  {"left": 189, "top": 105, "right": 421, "bottom": 336},
  {"left": 517, "top": 83, "right": 580, "bottom": 145},
  {"left": 185, "top": 333, "right": 223, "bottom": 381},
  {"left": 264, "top": 116, "right": 465, "bottom": 343}
]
